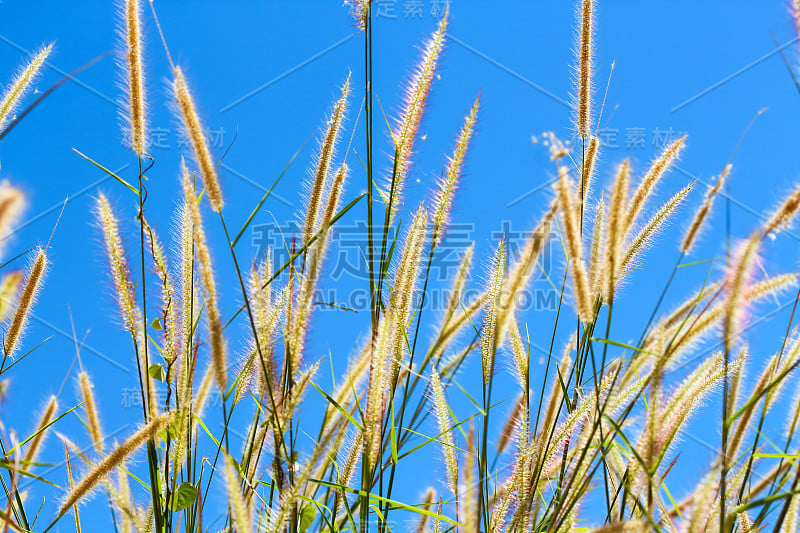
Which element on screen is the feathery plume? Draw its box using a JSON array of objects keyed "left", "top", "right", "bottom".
[
  {"left": 145, "top": 223, "right": 179, "bottom": 363},
  {"left": 437, "top": 244, "right": 473, "bottom": 330},
  {"left": 334, "top": 431, "right": 362, "bottom": 512},
  {"left": 22, "top": 395, "right": 57, "bottom": 467},
  {"left": 581, "top": 134, "right": 600, "bottom": 201},
  {"left": 346, "top": 0, "right": 370, "bottom": 30},
  {"left": 4, "top": 248, "right": 46, "bottom": 358},
  {"left": 575, "top": 0, "right": 594, "bottom": 137},
  {"left": 499, "top": 204, "right": 555, "bottom": 338},
  {"left": 78, "top": 371, "right": 104, "bottom": 454},
  {"left": 388, "top": 9, "right": 448, "bottom": 216},
  {"left": 96, "top": 194, "right": 140, "bottom": 337},
  {"left": 415, "top": 487, "right": 436, "bottom": 533},
  {"left": 763, "top": 179, "right": 800, "bottom": 237},
  {"left": 429, "top": 365, "right": 458, "bottom": 496},
  {"left": 181, "top": 161, "right": 226, "bottom": 390},
  {"left": 432, "top": 94, "right": 480, "bottom": 245},
  {"left": 175, "top": 194, "right": 195, "bottom": 404},
  {"left": 681, "top": 164, "right": 730, "bottom": 253},
  {"left": 589, "top": 194, "right": 605, "bottom": 294},
  {"left": 0, "top": 271, "right": 21, "bottom": 323},
  {"left": 625, "top": 135, "right": 686, "bottom": 234},
  {"left": 386, "top": 205, "right": 428, "bottom": 383},
  {"left": 121, "top": 0, "right": 147, "bottom": 155},
  {"left": 482, "top": 239, "right": 506, "bottom": 386},
  {"left": 605, "top": 159, "right": 630, "bottom": 301},
  {"left": 507, "top": 318, "right": 529, "bottom": 388},
  {"left": 291, "top": 163, "right": 349, "bottom": 376},
  {"left": 0, "top": 182, "right": 25, "bottom": 251},
  {"left": 63, "top": 445, "right": 81, "bottom": 533},
  {"left": 496, "top": 392, "right": 525, "bottom": 456},
  {"left": 621, "top": 181, "right": 694, "bottom": 273},
  {"left": 557, "top": 167, "right": 593, "bottom": 322},
  {"left": 781, "top": 493, "right": 800, "bottom": 533},
  {"left": 172, "top": 68, "right": 223, "bottom": 211},
  {"left": 0, "top": 45, "right": 52, "bottom": 132},
  {"left": 303, "top": 75, "right": 350, "bottom": 246},
  {"left": 225, "top": 455, "right": 254, "bottom": 533},
  {"left": 723, "top": 232, "right": 761, "bottom": 352},
  {"left": 53, "top": 413, "right": 171, "bottom": 525}
]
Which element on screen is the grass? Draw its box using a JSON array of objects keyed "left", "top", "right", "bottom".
[{"left": 1, "top": 0, "right": 800, "bottom": 531}]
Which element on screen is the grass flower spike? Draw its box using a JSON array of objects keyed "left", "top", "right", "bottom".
[
  {"left": 173, "top": 67, "right": 223, "bottom": 212},
  {"left": 121, "top": 0, "right": 147, "bottom": 155},
  {"left": 4, "top": 247, "right": 46, "bottom": 358},
  {"left": 0, "top": 44, "right": 51, "bottom": 132}
]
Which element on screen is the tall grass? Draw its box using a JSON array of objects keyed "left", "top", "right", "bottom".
[{"left": 2, "top": 1, "right": 800, "bottom": 532}]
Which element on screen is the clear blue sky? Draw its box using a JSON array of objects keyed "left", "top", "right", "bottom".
[{"left": 1, "top": 0, "right": 799, "bottom": 529}]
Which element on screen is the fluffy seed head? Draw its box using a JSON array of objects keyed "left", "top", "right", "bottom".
[
  {"left": 605, "top": 159, "right": 630, "bottom": 300},
  {"left": 22, "top": 394, "right": 57, "bottom": 467},
  {"left": 225, "top": 455, "right": 254, "bottom": 533},
  {"left": 432, "top": 94, "right": 480, "bottom": 245},
  {"left": 481, "top": 239, "right": 506, "bottom": 386},
  {"left": 763, "top": 178, "right": 800, "bottom": 237},
  {"left": 429, "top": 366, "right": 458, "bottom": 497},
  {"left": 621, "top": 181, "right": 694, "bottom": 273},
  {"left": 303, "top": 75, "right": 350, "bottom": 246},
  {"left": 4, "top": 248, "right": 46, "bottom": 358},
  {"left": 0, "top": 271, "right": 22, "bottom": 323},
  {"left": 581, "top": 135, "right": 600, "bottom": 201},
  {"left": 181, "top": 161, "right": 226, "bottom": 390},
  {"left": 346, "top": 0, "right": 370, "bottom": 30},
  {"left": 0, "top": 182, "right": 26, "bottom": 253},
  {"left": 388, "top": 10, "right": 448, "bottom": 216},
  {"left": 96, "top": 194, "right": 140, "bottom": 337},
  {"left": 575, "top": 0, "right": 595, "bottom": 137},
  {"left": 121, "top": 0, "right": 147, "bottom": 155},
  {"left": 78, "top": 371, "right": 104, "bottom": 454},
  {"left": 557, "top": 167, "right": 593, "bottom": 322},
  {"left": 724, "top": 232, "right": 761, "bottom": 352},
  {"left": 681, "top": 165, "right": 729, "bottom": 253},
  {"left": 173, "top": 67, "right": 223, "bottom": 211},
  {"left": 55, "top": 413, "right": 171, "bottom": 525},
  {"left": 626, "top": 135, "right": 686, "bottom": 234},
  {"left": 0, "top": 44, "right": 52, "bottom": 132}
]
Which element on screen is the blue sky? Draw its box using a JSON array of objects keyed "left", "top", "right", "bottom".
[{"left": 1, "top": 0, "right": 800, "bottom": 529}]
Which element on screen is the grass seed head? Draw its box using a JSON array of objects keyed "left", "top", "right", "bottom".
[
  {"left": 172, "top": 67, "right": 223, "bottom": 212},
  {"left": 120, "top": 0, "right": 147, "bottom": 155}
]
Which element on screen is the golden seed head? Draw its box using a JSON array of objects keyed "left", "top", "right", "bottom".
[
  {"left": 481, "top": 239, "right": 506, "bottom": 386},
  {"left": 22, "top": 394, "right": 57, "bottom": 466},
  {"left": 389, "top": 11, "right": 448, "bottom": 217},
  {"left": 557, "top": 167, "right": 593, "bottom": 322},
  {"left": 605, "top": 158, "right": 631, "bottom": 300},
  {"left": 626, "top": 135, "right": 687, "bottom": 234},
  {"left": 429, "top": 365, "right": 458, "bottom": 496},
  {"left": 181, "top": 161, "right": 226, "bottom": 390},
  {"left": 432, "top": 95, "right": 480, "bottom": 245},
  {"left": 303, "top": 75, "right": 350, "bottom": 246},
  {"left": 96, "top": 194, "right": 140, "bottom": 337},
  {"left": 0, "top": 182, "right": 26, "bottom": 253},
  {"left": 0, "top": 44, "right": 52, "bottom": 132},
  {"left": 56, "top": 412, "right": 171, "bottom": 523},
  {"left": 121, "top": 0, "right": 147, "bottom": 155},
  {"left": 78, "top": 371, "right": 104, "bottom": 454},
  {"left": 173, "top": 67, "right": 223, "bottom": 212},
  {"left": 575, "top": 0, "right": 595, "bottom": 137},
  {"left": 724, "top": 232, "right": 761, "bottom": 352},
  {"left": 763, "top": 178, "right": 800, "bottom": 238},
  {"left": 582, "top": 135, "right": 600, "bottom": 201},
  {"left": 4, "top": 247, "right": 46, "bottom": 358},
  {"left": 681, "top": 165, "right": 729, "bottom": 254}
]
